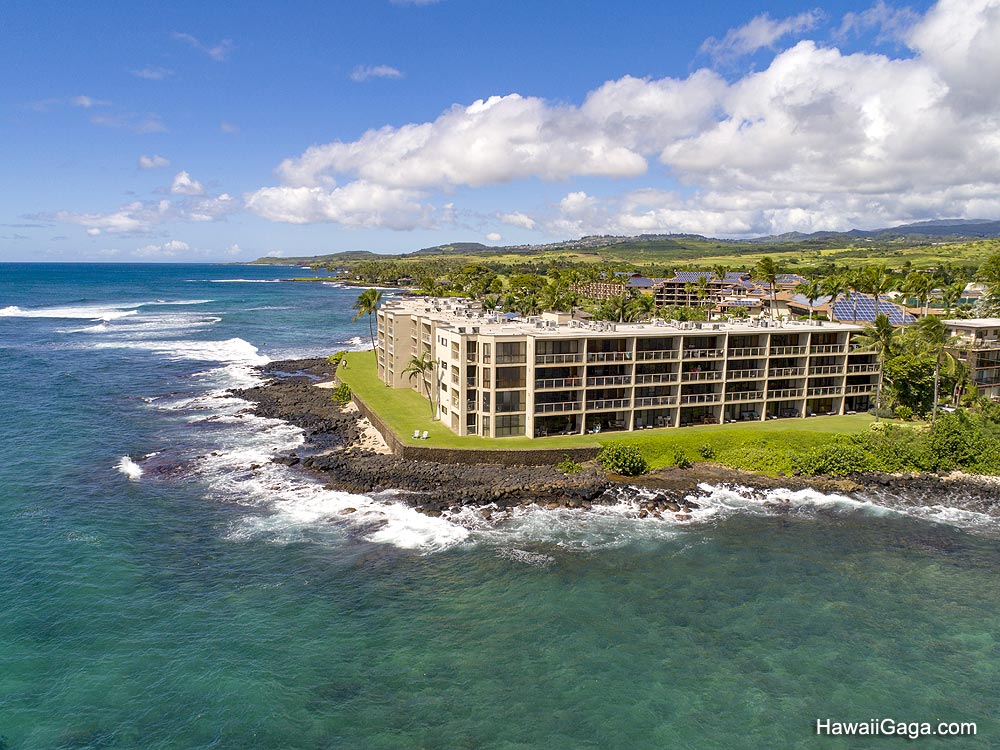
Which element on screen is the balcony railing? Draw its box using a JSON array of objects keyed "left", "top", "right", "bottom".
[
  {"left": 635, "top": 349, "right": 680, "bottom": 361},
  {"left": 466, "top": 376, "right": 476, "bottom": 387},
  {"left": 810, "top": 344, "right": 846, "bottom": 354},
  {"left": 728, "top": 346, "right": 766, "bottom": 358},
  {"left": 770, "top": 345, "right": 807, "bottom": 356},
  {"left": 535, "top": 401, "right": 582, "bottom": 413},
  {"left": 683, "top": 348, "right": 724, "bottom": 359},
  {"left": 726, "top": 390, "right": 765, "bottom": 402},
  {"left": 768, "top": 388, "right": 805, "bottom": 399},
  {"left": 727, "top": 369, "right": 764, "bottom": 380},
  {"left": 587, "top": 398, "right": 632, "bottom": 410},
  {"left": 681, "top": 370, "right": 723, "bottom": 382},
  {"left": 635, "top": 395, "right": 677, "bottom": 407},
  {"left": 679, "top": 392, "right": 722, "bottom": 405},
  {"left": 535, "top": 377, "right": 584, "bottom": 390},
  {"left": 535, "top": 353, "right": 583, "bottom": 365},
  {"left": 466, "top": 401, "right": 477, "bottom": 412},
  {"left": 495, "top": 402, "right": 525, "bottom": 413},
  {"left": 587, "top": 351, "right": 632, "bottom": 363},
  {"left": 635, "top": 372, "right": 678, "bottom": 384},
  {"left": 809, "top": 365, "right": 845, "bottom": 375},
  {"left": 495, "top": 355, "right": 526, "bottom": 364},
  {"left": 808, "top": 386, "right": 844, "bottom": 396},
  {"left": 845, "top": 384, "right": 875, "bottom": 394},
  {"left": 587, "top": 375, "right": 632, "bottom": 387},
  {"left": 847, "top": 363, "right": 879, "bottom": 374},
  {"left": 769, "top": 366, "right": 806, "bottom": 377}
]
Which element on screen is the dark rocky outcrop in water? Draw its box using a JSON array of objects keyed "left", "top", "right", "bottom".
[{"left": 234, "top": 358, "right": 1000, "bottom": 518}]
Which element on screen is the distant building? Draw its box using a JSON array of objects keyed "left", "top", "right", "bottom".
[
  {"left": 376, "top": 296, "right": 880, "bottom": 438},
  {"left": 944, "top": 319, "right": 1000, "bottom": 400}
]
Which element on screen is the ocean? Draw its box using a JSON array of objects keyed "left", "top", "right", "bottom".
[{"left": 1, "top": 262, "right": 998, "bottom": 749}]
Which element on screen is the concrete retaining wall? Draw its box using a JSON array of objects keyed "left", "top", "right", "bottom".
[{"left": 350, "top": 392, "right": 601, "bottom": 466}]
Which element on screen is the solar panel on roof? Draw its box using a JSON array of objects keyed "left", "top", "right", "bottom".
[{"left": 831, "top": 293, "right": 915, "bottom": 325}]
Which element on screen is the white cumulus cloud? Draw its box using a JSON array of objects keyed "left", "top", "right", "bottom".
[
  {"left": 699, "top": 10, "right": 824, "bottom": 62},
  {"left": 497, "top": 211, "right": 537, "bottom": 230},
  {"left": 485, "top": 232, "right": 502, "bottom": 242},
  {"left": 138, "top": 154, "right": 170, "bottom": 170},
  {"left": 350, "top": 65, "right": 404, "bottom": 82},
  {"left": 170, "top": 171, "right": 205, "bottom": 196}
]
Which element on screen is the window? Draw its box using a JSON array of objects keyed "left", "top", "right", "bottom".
[
  {"left": 496, "top": 341, "right": 526, "bottom": 364},
  {"left": 482, "top": 392, "right": 491, "bottom": 412},
  {"left": 495, "top": 390, "right": 524, "bottom": 413},
  {"left": 496, "top": 366, "right": 526, "bottom": 389},
  {"left": 495, "top": 415, "right": 525, "bottom": 437}
]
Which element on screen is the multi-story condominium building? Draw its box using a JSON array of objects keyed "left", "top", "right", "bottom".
[
  {"left": 944, "top": 318, "right": 1000, "bottom": 400},
  {"left": 377, "top": 297, "right": 880, "bottom": 438}
]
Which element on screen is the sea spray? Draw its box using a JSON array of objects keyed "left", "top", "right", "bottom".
[{"left": 116, "top": 456, "right": 143, "bottom": 481}]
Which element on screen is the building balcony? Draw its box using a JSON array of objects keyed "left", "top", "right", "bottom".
[
  {"left": 683, "top": 348, "right": 724, "bottom": 359},
  {"left": 770, "top": 345, "right": 807, "bottom": 356},
  {"left": 635, "top": 395, "right": 677, "bottom": 407},
  {"left": 587, "top": 398, "right": 632, "bottom": 410},
  {"left": 768, "top": 388, "right": 805, "bottom": 399},
  {"left": 681, "top": 370, "right": 723, "bottom": 382},
  {"left": 535, "top": 401, "right": 582, "bottom": 414},
  {"left": 728, "top": 346, "right": 767, "bottom": 358},
  {"left": 535, "top": 377, "right": 584, "bottom": 390},
  {"left": 807, "top": 386, "right": 844, "bottom": 396},
  {"left": 679, "top": 392, "right": 722, "bottom": 405},
  {"left": 769, "top": 366, "right": 806, "bottom": 377},
  {"left": 635, "top": 372, "right": 678, "bottom": 384},
  {"left": 635, "top": 349, "right": 680, "bottom": 361},
  {"left": 847, "top": 363, "right": 880, "bottom": 374},
  {"left": 810, "top": 344, "right": 846, "bottom": 354},
  {"left": 586, "top": 375, "right": 632, "bottom": 387},
  {"left": 809, "top": 365, "right": 845, "bottom": 375},
  {"left": 844, "top": 384, "right": 875, "bottom": 394},
  {"left": 587, "top": 351, "right": 632, "bottom": 363},
  {"left": 535, "top": 353, "right": 583, "bottom": 365},
  {"left": 727, "top": 368, "right": 764, "bottom": 380},
  {"left": 726, "top": 390, "right": 765, "bottom": 402},
  {"left": 495, "top": 355, "right": 527, "bottom": 364}
]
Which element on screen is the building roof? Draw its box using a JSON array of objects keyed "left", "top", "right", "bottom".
[
  {"left": 942, "top": 318, "right": 1000, "bottom": 327},
  {"left": 831, "top": 292, "right": 916, "bottom": 325}
]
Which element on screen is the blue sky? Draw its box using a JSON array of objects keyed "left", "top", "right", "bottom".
[{"left": 8, "top": 0, "right": 1000, "bottom": 262}]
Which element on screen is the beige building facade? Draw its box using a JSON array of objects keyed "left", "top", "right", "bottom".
[
  {"left": 944, "top": 318, "right": 1000, "bottom": 400},
  {"left": 377, "top": 297, "right": 880, "bottom": 438}
]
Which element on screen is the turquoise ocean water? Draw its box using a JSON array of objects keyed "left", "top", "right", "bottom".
[{"left": 1, "top": 263, "right": 998, "bottom": 749}]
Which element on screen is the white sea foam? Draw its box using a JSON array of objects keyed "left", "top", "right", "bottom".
[
  {"left": 117, "top": 456, "right": 143, "bottom": 481},
  {"left": 341, "top": 335, "right": 369, "bottom": 351},
  {"left": 94, "top": 337, "right": 269, "bottom": 364},
  {"left": 140, "top": 299, "right": 214, "bottom": 306},
  {"left": 207, "top": 279, "right": 284, "bottom": 283},
  {"left": 1, "top": 304, "right": 139, "bottom": 320}
]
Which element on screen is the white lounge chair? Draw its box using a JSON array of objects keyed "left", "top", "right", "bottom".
[
  {"left": 421, "top": 430, "right": 429, "bottom": 439},
  {"left": 413, "top": 430, "right": 421, "bottom": 439}
]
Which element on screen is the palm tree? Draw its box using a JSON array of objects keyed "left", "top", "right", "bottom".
[
  {"left": 403, "top": 351, "right": 437, "bottom": 419},
  {"left": 854, "top": 313, "right": 898, "bottom": 422},
  {"left": 910, "top": 316, "right": 959, "bottom": 425},
  {"left": 625, "top": 293, "right": 655, "bottom": 322},
  {"left": 683, "top": 281, "right": 696, "bottom": 307},
  {"left": 821, "top": 275, "right": 848, "bottom": 321},
  {"left": 941, "top": 281, "right": 964, "bottom": 317},
  {"left": 801, "top": 278, "right": 824, "bottom": 322},
  {"left": 695, "top": 275, "right": 712, "bottom": 321},
  {"left": 860, "top": 265, "right": 894, "bottom": 319},
  {"left": 352, "top": 288, "right": 383, "bottom": 354},
  {"left": 754, "top": 256, "right": 780, "bottom": 319},
  {"left": 902, "top": 271, "right": 935, "bottom": 317}
]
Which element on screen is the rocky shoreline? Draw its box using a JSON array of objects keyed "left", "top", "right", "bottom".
[{"left": 233, "top": 358, "right": 1000, "bottom": 519}]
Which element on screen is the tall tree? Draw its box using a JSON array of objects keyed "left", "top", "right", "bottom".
[
  {"left": 910, "top": 316, "right": 959, "bottom": 426},
  {"left": 403, "top": 351, "right": 437, "bottom": 419},
  {"left": 854, "top": 313, "right": 898, "bottom": 422},
  {"left": 352, "top": 288, "right": 384, "bottom": 354},
  {"left": 821, "top": 274, "right": 848, "bottom": 321},
  {"left": 902, "top": 271, "right": 935, "bottom": 317},
  {"left": 695, "top": 274, "right": 712, "bottom": 321},
  {"left": 801, "top": 278, "right": 824, "bottom": 322},
  {"left": 941, "top": 281, "right": 965, "bottom": 317},
  {"left": 754, "top": 256, "right": 780, "bottom": 319},
  {"left": 860, "top": 265, "right": 895, "bottom": 320}
]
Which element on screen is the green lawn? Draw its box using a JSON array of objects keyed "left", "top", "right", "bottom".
[{"left": 336, "top": 350, "right": 903, "bottom": 472}]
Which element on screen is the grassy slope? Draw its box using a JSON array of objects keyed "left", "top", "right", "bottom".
[
  {"left": 253, "top": 236, "right": 997, "bottom": 273},
  {"left": 337, "top": 351, "right": 887, "bottom": 474}
]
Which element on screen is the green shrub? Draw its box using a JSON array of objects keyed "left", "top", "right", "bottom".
[
  {"left": 557, "top": 455, "right": 583, "bottom": 474},
  {"left": 598, "top": 442, "right": 649, "bottom": 476},
  {"left": 332, "top": 382, "right": 352, "bottom": 404},
  {"left": 697, "top": 443, "right": 715, "bottom": 459},
  {"left": 792, "top": 440, "right": 873, "bottom": 477},
  {"left": 673, "top": 449, "right": 692, "bottom": 469},
  {"left": 893, "top": 405, "right": 914, "bottom": 421}
]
